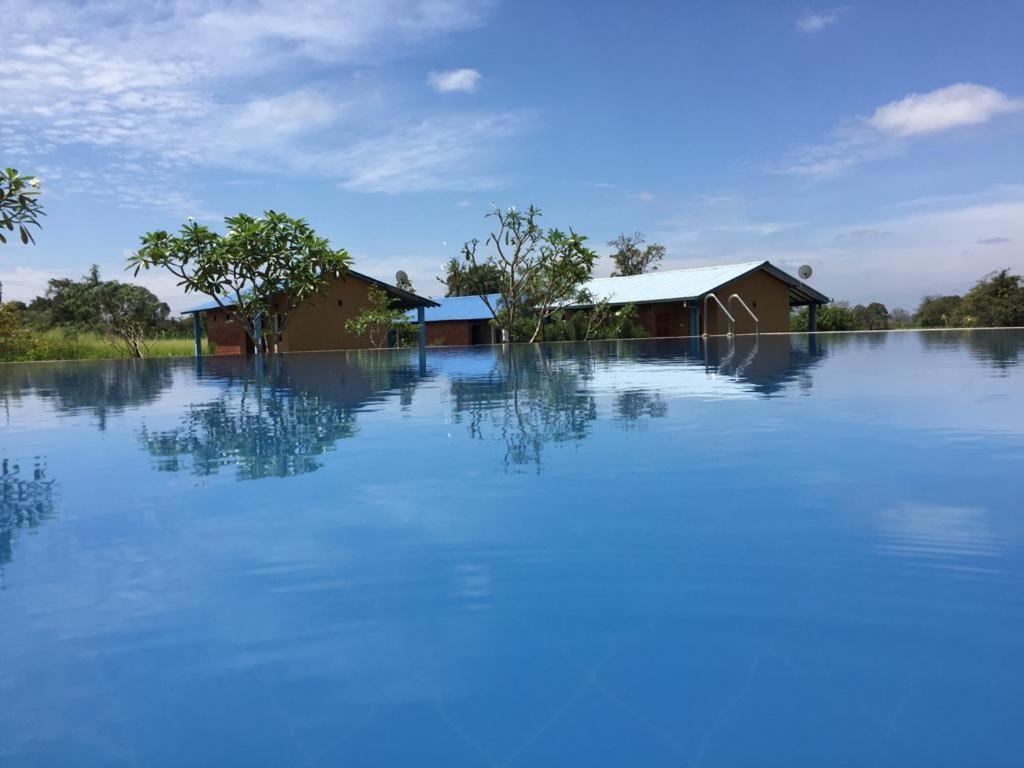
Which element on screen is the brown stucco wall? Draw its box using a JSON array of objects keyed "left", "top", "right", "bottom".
[
  {"left": 199, "top": 274, "right": 405, "bottom": 354},
  {"left": 704, "top": 268, "right": 791, "bottom": 335},
  {"left": 205, "top": 307, "right": 250, "bottom": 355},
  {"left": 278, "top": 274, "right": 380, "bottom": 353}
]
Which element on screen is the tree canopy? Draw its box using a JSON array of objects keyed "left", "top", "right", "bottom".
[
  {"left": 608, "top": 232, "right": 665, "bottom": 277},
  {"left": 461, "top": 205, "right": 597, "bottom": 343},
  {"left": 37, "top": 266, "right": 171, "bottom": 357},
  {"left": 789, "top": 269, "right": 1024, "bottom": 332},
  {"left": 914, "top": 294, "right": 963, "bottom": 328},
  {"left": 954, "top": 269, "right": 1024, "bottom": 328},
  {"left": 344, "top": 285, "right": 412, "bottom": 349},
  {"left": 128, "top": 211, "right": 350, "bottom": 353},
  {"left": 438, "top": 257, "right": 503, "bottom": 297}
]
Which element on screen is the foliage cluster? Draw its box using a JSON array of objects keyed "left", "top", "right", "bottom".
[
  {"left": 0, "top": 168, "right": 43, "bottom": 245},
  {"left": 460, "top": 205, "right": 598, "bottom": 343},
  {"left": 789, "top": 270, "right": 1024, "bottom": 332},
  {"left": 607, "top": 232, "right": 665, "bottom": 277},
  {"left": 129, "top": 211, "right": 350, "bottom": 353},
  {"left": 343, "top": 286, "right": 414, "bottom": 349}
]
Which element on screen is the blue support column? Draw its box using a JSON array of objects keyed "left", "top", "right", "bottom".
[
  {"left": 417, "top": 306, "right": 426, "bottom": 352},
  {"left": 808, "top": 304, "right": 818, "bottom": 333},
  {"left": 192, "top": 312, "right": 202, "bottom": 358},
  {"left": 689, "top": 305, "right": 699, "bottom": 337}
]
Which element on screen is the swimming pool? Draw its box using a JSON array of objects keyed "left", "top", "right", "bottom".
[{"left": 2, "top": 331, "right": 1022, "bottom": 766}]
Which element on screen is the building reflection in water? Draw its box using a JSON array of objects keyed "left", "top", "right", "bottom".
[
  {"left": 140, "top": 351, "right": 431, "bottom": 480},
  {"left": 143, "top": 336, "right": 831, "bottom": 478},
  {"left": 443, "top": 335, "right": 829, "bottom": 471}
]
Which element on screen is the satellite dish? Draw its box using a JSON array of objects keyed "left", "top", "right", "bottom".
[
  {"left": 798, "top": 264, "right": 813, "bottom": 280},
  {"left": 395, "top": 270, "right": 410, "bottom": 287}
]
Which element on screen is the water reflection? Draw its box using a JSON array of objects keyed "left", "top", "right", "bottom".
[
  {"left": 0, "top": 359, "right": 173, "bottom": 430},
  {"left": 874, "top": 503, "right": 1002, "bottom": 570},
  {"left": 140, "top": 353, "right": 429, "bottom": 480},
  {"left": 917, "top": 329, "right": 1023, "bottom": 374},
  {"left": 447, "top": 346, "right": 599, "bottom": 472},
  {"left": 613, "top": 389, "right": 668, "bottom": 429},
  {"left": 703, "top": 334, "right": 828, "bottom": 396},
  {"left": 0, "top": 458, "right": 56, "bottom": 567}
]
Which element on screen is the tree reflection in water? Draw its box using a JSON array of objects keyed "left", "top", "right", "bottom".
[
  {"left": 0, "top": 458, "right": 56, "bottom": 567},
  {"left": 613, "top": 389, "right": 668, "bottom": 429},
  {"left": 139, "top": 352, "right": 426, "bottom": 480},
  {"left": 448, "top": 346, "right": 599, "bottom": 473},
  {"left": 918, "top": 329, "right": 1022, "bottom": 375},
  {"left": 140, "top": 385, "right": 359, "bottom": 480},
  {"left": 0, "top": 359, "right": 173, "bottom": 430}
]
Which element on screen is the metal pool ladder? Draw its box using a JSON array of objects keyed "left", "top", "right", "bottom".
[
  {"left": 728, "top": 293, "right": 759, "bottom": 336},
  {"left": 703, "top": 293, "right": 735, "bottom": 337}
]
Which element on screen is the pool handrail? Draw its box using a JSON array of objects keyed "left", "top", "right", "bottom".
[
  {"left": 728, "top": 293, "right": 759, "bottom": 336},
  {"left": 703, "top": 293, "right": 735, "bottom": 337}
]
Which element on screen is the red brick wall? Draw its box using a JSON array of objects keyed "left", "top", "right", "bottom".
[
  {"left": 425, "top": 320, "right": 472, "bottom": 346},
  {"left": 204, "top": 308, "right": 250, "bottom": 355},
  {"left": 635, "top": 302, "right": 696, "bottom": 337}
]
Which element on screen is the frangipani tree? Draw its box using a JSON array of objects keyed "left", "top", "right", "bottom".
[
  {"left": 128, "top": 211, "right": 350, "bottom": 353},
  {"left": 461, "top": 205, "right": 597, "bottom": 343},
  {"left": 1, "top": 168, "right": 43, "bottom": 245}
]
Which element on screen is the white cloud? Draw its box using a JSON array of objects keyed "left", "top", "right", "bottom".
[
  {"left": 868, "top": 83, "right": 1024, "bottom": 137},
  {"left": 773, "top": 130, "right": 897, "bottom": 177},
  {"left": 842, "top": 228, "right": 892, "bottom": 238},
  {"left": 327, "top": 112, "right": 526, "bottom": 193},
  {"left": 796, "top": 7, "right": 845, "bottom": 33},
  {"left": 226, "top": 90, "right": 341, "bottom": 143},
  {"left": 427, "top": 68, "right": 482, "bottom": 93},
  {"left": 648, "top": 187, "right": 1024, "bottom": 307},
  {"left": 774, "top": 83, "right": 1023, "bottom": 177},
  {"left": 0, "top": 266, "right": 63, "bottom": 303},
  {"left": 0, "top": 1, "right": 509, "bottom": 203},
  {"left": 715, "top": 221, "right": 802, "bottom": 236},
  {"left": 630, "top": 191, "right": 655, "bottom": 203}
]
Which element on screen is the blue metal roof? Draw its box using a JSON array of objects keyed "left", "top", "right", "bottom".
[
  {"left": 183, "top": 296, "right": 232, "bottom": 314},
  {"left": 406, "top": 294, "right": 498, "bottom": 323}
]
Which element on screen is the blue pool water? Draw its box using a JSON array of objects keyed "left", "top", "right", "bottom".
[{"left": 2, "top": 331, "right": 1023, "bottom": 766}]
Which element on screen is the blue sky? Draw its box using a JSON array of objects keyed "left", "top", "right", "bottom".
[{"left": 2, "top": 0, "right": 1022, "bottom": 312}]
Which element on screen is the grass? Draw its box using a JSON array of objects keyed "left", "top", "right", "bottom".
[{"left": 4, "top": 330, "right": 210, "bottom": 362}]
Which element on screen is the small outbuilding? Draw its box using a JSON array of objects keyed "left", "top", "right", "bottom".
[
  {"left": 184, "top": 270, "right": 438, "bottom": 355},
  {"left": 407, "top": 294, "right": 500, "bottom": 346}
]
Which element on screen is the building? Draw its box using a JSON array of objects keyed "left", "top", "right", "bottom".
[
  {"left": 416, "top": 260, "right": 828, "bottom": 345},
  {"left": 408, "top": 294, "right": 499, "bottom": 346},
  {"left": 575, "top": 260, "right": 829, "bottom": 336},
  {"left": 183, "top": 270, "right": 437, "bottom": 355}
]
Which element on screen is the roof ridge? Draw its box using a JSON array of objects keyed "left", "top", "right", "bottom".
[{"left": 587, "top": 260, "right": 765, "bottom": 281}]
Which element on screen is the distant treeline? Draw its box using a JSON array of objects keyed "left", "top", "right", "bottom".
[
  {"left": 791, "top": 269, "right": 1024, "bottom": 332},
  {"left": 1, "top": 266, "right": 199, "bottom": 362}
]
